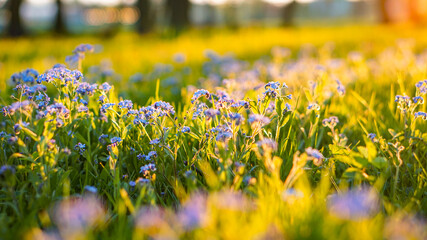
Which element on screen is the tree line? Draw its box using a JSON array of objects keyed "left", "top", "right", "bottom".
[{"left": 4, "top": 0, "right": 424, "bottom": 37}]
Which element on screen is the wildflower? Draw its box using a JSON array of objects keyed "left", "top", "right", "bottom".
[
  {"left": 37, "top": 66, "right": 82, "bottom": 84},
  {"left": 415, "top": 80, "right": 427, "bottom": 94},
  {"left": 98, "top": 95, "right": 106, "bottom": 104},
  {"left": 99, "top": 82, "right": 112, "bottom": 92},
  {"left": 283, "top": 103, "right": 292, "bottom": 114},
  {"left": 182, "top": 126, "right": 191, "bottom": 133},
  {"left": 216, "top": 131, "right": 233, "bottom": 142},
  {"left": 335, "top": 78, "right": 346, "bottom": 96},
  {"left": 265, "top": 81, "right": 281, "bottom": 90},
  {"left": 228, "top": 112, "right": 244, "bottom": 125},
  {"left": 110, "top": 137, "right": 122, "bottom": 147},
  {"left": 0, "top": 165, "right": 16, "bottom": 181},
  {"left": 53, "top": 196, "right": 105, "bottom": 235},
  {"left": 322, "top": 116, "right": 339, "bottom": 128},
  {"left": 257, "top": 138, "right": 278, "bottom": 152},
  {"left": 13, "top": 123, "right": 21, "bottom": 134},
  {"left": 192, "top": 102, "right": 208, "bottom": 119},
  {"left": 45, "top": 103, "right": 70, "bottom": 120},
  {"left": 367, "top": 133, "right": 378, "bottom": 142},
  {"left": 204, "top": 108, "right": 220, "bottom": 119},
  {"left": 98, "top": 134, "right": 108, "bottom": 144},
  {"left": 10, "top": 68, "right": 39, "bottom": 85},
  {"left": 76, "top": 82, "right": 98, "bottom": 96},
  {"left": 413, "top": 96, "right": 424, "bottom": 104},
  {"left": 62, "top": 148, "right": 71, "bottom": 155},
  {"left": 248, "top": 114, "right": 270, "bottom": 126},
  {"left": 231, "top": 100, "right": 249, "bottom": 109},
  {"left": 140, "top": 163, "right": 157, "bottom": 176},
  {"left": 307, "top": 103, "right": 320, "bottom": 111},
  {"left": 80, "top": 99, "right": 88, "bottom": 106},
  {"left": 153, "top": 101, "right": 175, "bottom": 116},
  {"left": 7, "top": 136, "right": 18, "bottom": 145},
  {"left": 101, "top": 103, "right": 115, "bottom": 113},
  {"left": 138, "top": 151, "right": 157, "bottom": 161},
  {"left": 78, "top": 105, "right": 89, "bottom": 113},
  {"left": 149, "top": 138, "right": 160, "bottom": 145},
  {"left": 328, "top": 187, "right": 379, "bottom": 220},
  {"left": 191, "top": 89, "right": 210, "bottom": 103},
  {"left": 74, "top": 142, "right": 86, "bottom": 155},
  {"left": 178, "top": 194, "right": 207, "bottom": 230},
  {"left": 84, "top": 185, "right": 98, "bottom": 194},
  {"left": 395, "top": 95, "right": 412, "bottom": 113},
  {"left": 66, "top": 44, "right": 94, "bottom": 68},
  {"left": 118, "top": 100, "right": 133, "bottom": 110},
  {"left": 129, "top": 73, "right": 144, "bottom": 83},
  {"left": 2, "top": 100, "right": 33, "bottom": 116},
  {"left": 173, "top": 53, "right": 186, "bottom": 63},
  {"left": 414, "top": 111, "right": 427, "bottom": 120},
  {"left": 129, "top": 181, "right": 136, "bottom": 187},
  {"left": 305, "top": 147, "right": 324, "bottom": 166}
]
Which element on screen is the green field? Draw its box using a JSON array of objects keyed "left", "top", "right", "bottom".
[{"left": 0, "top": 25, "right": 426, "bottom": 239}]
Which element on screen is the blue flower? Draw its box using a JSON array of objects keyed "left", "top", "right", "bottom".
[
  {"left": 228, "top": 113, "right": 244, "bottom": 125},
  {"left": 76, "top": 82, "right": 98, "bottom": 96},
  {"left": 10, "top": 68, "right": 39, "bottom": 85},
  {"left": 307, "top": 103, "right": 320, "bottom": 111},
  {"left": 84, "top": 185, "right": 98, "bottom": 194},
  {"left": 367, "top": 133, "right": 378, "bottom": 143},
  {"left": 110, "top": 137, "right": 122, "bottom": 147},
  {"left": 118, "top": 100, "right": 133, "bottom": 110},
  {"left": 101, "top": 103, "right": 115, "bottom": 113},
  {"left": 99, "top": 82, "right": 112, "bottom": 92},
  {"left": 413, "top": 96, "right": 424, "bottom": 104},
  {"left": 149, "top": 138, "right": 160, "bottom": 145},
  {"left": 283, "top": 103, "right": 292, "bottom": 114},
  {"left": 74, "top": 142, "right": 86, "bottom": 155},
  {"left": 191, "top": 89, "right": 210, "bottom": 103},
  {"left": 182, "top": 126, "right": 191, "bottom": 133},
  {"left": 204, "top": 108, "right": 220, "bottom": 119},
  {"left": 414, "top": 111, "right": 427, "bottom": 120},
  {"left": 140, "top": 163, "right": 157, "bottom": 175}
]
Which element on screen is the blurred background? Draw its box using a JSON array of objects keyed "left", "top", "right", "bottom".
[{"left": 1, "top": 0, "right": 427, "bottom": 37}]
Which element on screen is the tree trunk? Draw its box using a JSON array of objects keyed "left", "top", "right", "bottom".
[
  {"left": 6, "top": 0, "right": 25, "bottom": 37},
  {"left": 166, "top": 0, "right": 190, "bottom": 31},
  {"left": 282, "top": 0, "right": 297, "bottom": 27},
  {"left": 136, "top": 0, "right": 152, "bottom": 34},
  {"left": 378, "top": 0, "right": 390, "bottom": 23},
  {"left": 408, "top": 0, "right": 422, "bottom": 24},
  {"left": 54, "top": 0, "right": 67, "bottom": 34}
]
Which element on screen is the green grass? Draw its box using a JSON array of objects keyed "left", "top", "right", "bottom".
[{"left": 0, "top": 25, "right": 426, "bottom": 239}]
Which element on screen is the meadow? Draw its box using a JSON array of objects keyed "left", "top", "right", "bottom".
[{"left": 0, "top": 25, "right": 426, "bottom": 239}]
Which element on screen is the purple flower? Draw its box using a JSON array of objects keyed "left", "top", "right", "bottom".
[
  {"left": 305, "top": 147, "right": 324, "bottom": 166},
  {"left": 248, "top": 114, "right": 270, "bottom": 126},
  {"left": 322, "top": 116, "right": 339, "bottom": 128},
  {"left": 328, "top": 187, "right": 379, "bottom": 220}
]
